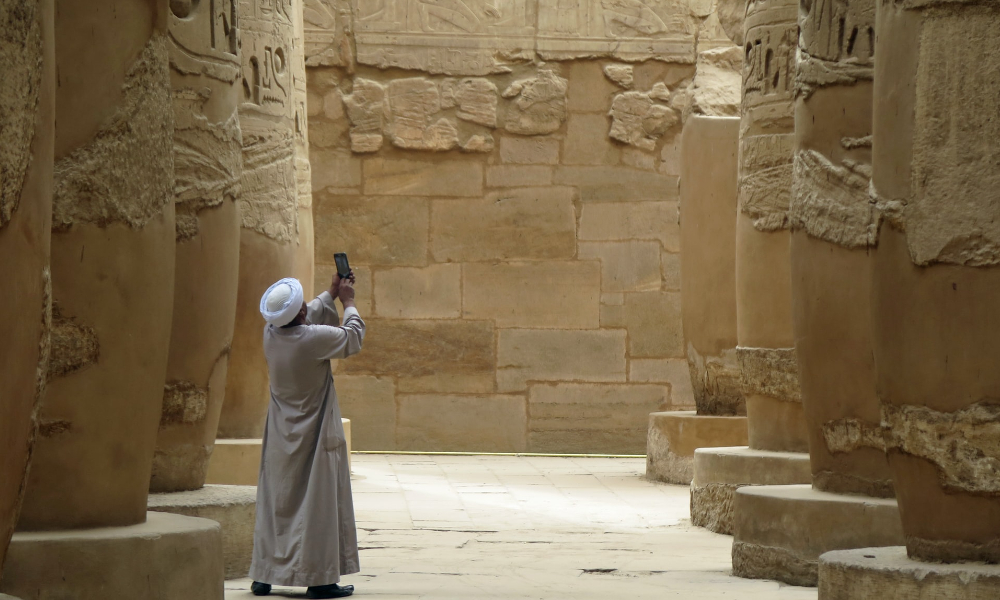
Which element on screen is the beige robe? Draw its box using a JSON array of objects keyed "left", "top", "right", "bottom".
[{"left": 249, "top": 292, "right": 365, "bottom": 587}]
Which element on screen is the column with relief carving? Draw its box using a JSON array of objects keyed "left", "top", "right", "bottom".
[
  {"left": 690, "top": 0, "right": 812, "bottom": 539},
  {"left": 218, "top": 0, "right": 299, "bottom": 440},
  {"left": 819, "top": 2, "right": 1000, "bottom": 596}
]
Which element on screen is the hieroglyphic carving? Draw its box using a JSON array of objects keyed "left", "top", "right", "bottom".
[
  {"left": 388, "top": 78, "right": 459, "bottom": 150},
  {"left": 304, "top": 0, "right": 351, "bottom": 67},
  {"left": 441, "top": 78, "right": 499, "bottom": 127},
  {"left": 52, "top": 36, "right": 174, "bottom": 230},
  {"left": 608, "top": 89, "right": 679, "bottom": 151},
  {"left": 239, "top": 0, "right": 298, "bottom": 241},
  {"left": 343, "top": 78, "right": 388, "bottom": 153},
  {"left": 0, "top": 0, "right": 42, "bottom": 230},
  {"left": 353, "top": 0, "right": 535, "bottom": 75},
  {"left": 738, "top": 0, "right": 796, "bottom": 232},
  {"left": 170, "top": 0, "right": 243, "bottom": 240},
  {"left": 502, "top": 69, "right": 568, "bottom": 135},
  {"left": 795, "top": 0, "right": 874, "bottom": 99},
  {"left": 537, "top": 0, "right": 699, "bottom": 63},
  {"left": 292, "top": 0, "right": 313, "bottom": 211}
]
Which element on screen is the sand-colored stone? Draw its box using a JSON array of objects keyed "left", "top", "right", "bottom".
[
  {"left": 868, "top": 1, "right": 1000, "bottom": 563},
  {"left": 629, "top": 359, "right": 695, "bottom": 407},
  {"left": 334, "top": 376, "right": 396, "bottom": 451},
  {"left": 789, "top": 0, "right": 888, "bottom": 498},
  {"left": 1, "top": 512, "right": 222, "bottom": 600},
  {"left": 567, "top": 61, "right": 621, "bottom": 112},
  {"left": 608, "top": 89, "right": 679, "bottom": 152},
  {"left": 687, "top": 46, "right": 742, "bottom": 118},
  {"left": 314, "top": 194, "right": 428, "bottom": 267},
  {"left": 219, "top": 0, "right": 300, "bottom": 440},
  {"left": 463, "top": 262, "right": 601, "bottom": 329},
  {"left": 485, "top": 165, "right": 553, "bottom": 188},
  {"left": 622, "top": 292, "right": 684, "bottom": 358},
  {"left": 680, "top": 116, "right": 743, "bottom": 416},
  {"left": 528, "top": 383, "right": 669, "bottom": 455},
  {"left": 580, "top": 241, "right": 662, "bottom": 294},
  {"left": 20, "top": 2, "right": 175, "bottom": 531},
  {"left": 819, "top": 547, "right": 1000, "bottom": 600},
  {"left": 502, "top": 70, "right": 569, "bottom": 136},
  {"left": 148, "top": 485, "right": 256, "bottom": 580},
  {"left": 732, "top": 485, "right": 903, "bottom": 587},
  {"left": 205, "top": 439, "right": 263, "bottom": 487},
  {"left": 646, "top": 412, "right": 748, "bottom": 485},
  {"left": 396, "top": 395, "right": 527, "bottom": 453},
  {"left": 0, "top": 0, "right": 52, "bottom": 568},
  {"left": 432, "top": 187, "right": 576, "bottom": 263},
  {"left": 291, "top": 0, "right": 315, "bottom": 298},
  {"left": 364, "top": 156, "right": 483, "bottom": 197},
  {"left": 578, "top": 201, "right": 680, "bottom": 250},
  {"left": 311, "top": 147, "right": 362, "bottom": 191},
  {"left": 375, "top": 264, "right": 462, "bottom": 319},
  {"left": 564, "top": 113, "right": 620, "bottom": 165},
  {"left": 554, "top": 166, "right": 678, "bottom": 203},
  {"left": 497, "top": 329, "right": 627, "bottom": 393},
  {"left": 340, "top": 319, "right": 496, "bottom": 394},
  {"left": 314, "top": 263, "right": 373, "bottom": 315},
  {"left": 153, "top": 0, "right": 242, "bottom": 494},
  {"left": 498, "top": 136, "right": 560, "bottom": 165},
  {"left": 691, "top": 447, "right": 812, "bottom": 535}
]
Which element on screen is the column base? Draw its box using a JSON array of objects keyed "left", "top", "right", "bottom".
[
  {"left": 207, "top": 419, "right": 351, "bottom": 486},
  {"left": 0, "top": 512, "right": 222, "bottom": 600},
  {"left": 691, "top": 446, "right": 811, "bottom": 535},
  {"left": 732, "top": 485, "right": 904, "bottom": 587},
  {"left": 149, "top": 484, "right": 257, "bottom": 579},
  {"left": 646, "top": 411, "right": 748, "bottom": 485},
  {"left": 819, "top": 546, "right": 1000, "bottom": 599}
]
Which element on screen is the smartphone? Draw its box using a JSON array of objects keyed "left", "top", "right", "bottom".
[{"left": 334, "top": 253, "right": 351, "bottom": 279}]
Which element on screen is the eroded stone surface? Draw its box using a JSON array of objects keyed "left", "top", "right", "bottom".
[
  {"left": 687, "top": 46, "right": 742, "bottom": 117},
  {"left": 737, "top": 347, "right": 801, "bottom": 403},
  {"left": 52, "top": 36, "right": 173, "bottom": 231},
  {"left": 790, "top": 149, "right": 876, "bottom": 248},
  {"left": 688, "top": 346, "right": 743, "bottom": 416},
  {"left": 343, "top": 78, "right": 387, "bottom": 153},
  {"left": 691, "top": 482, "right": 739, "bottom": 535},
  {"left": 0, "top": 0, "right": 41, "bottom": 231},
  {"left": 609, "top": 90, "right": 679, "bottom": 151},
  {"left": 47, "top": 303, "right": 100, "bottom": 379},
  {"left": 388, "top": 78, "right": 458, "bottom": 151},
  {"left": 604, "top": 64, "right": 635, "bottom": 88},
  {"left": 503, "top": 70, "right": 569, "bottom": 136},
  {"left": 739, "top": 134, "right": 795, "bottom": 232},
  {"left": 732, "top": 541, "right": 817, "bottom": 587}
]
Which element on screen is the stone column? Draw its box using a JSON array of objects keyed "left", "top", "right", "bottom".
[
  {"left": 292, "top": 0, "right": 314, "bottom": 298},
  {"left": 818, "top": 3, "right": 1000, "bottom": 596},
  {"left": 2, "top": 2, "right": 224, "bottom": 598},
  {"left": 868, "top": 0, "right": 1000, "bottom": 566},
  {"left": 0, "top": 0, "right": 53, "bottom": 569},
  {"left": 149, "top": 0, "right": 243, "bottom": 493},
  {"left": 219, "top": 0, "right": 299, "bottom": 439},
  {"left": 729, "top": 0, "right": 904, "bottom": 587},
  {"left": 689, "top": 0, "right": 812, "bottom": 536},
  {"left": 18, "top": 0, "right": 176, "bottom": 531}
]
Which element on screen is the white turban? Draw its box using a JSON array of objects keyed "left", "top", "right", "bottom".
[{"left": 260, "top": 278, "right": 304, "bottom": 327}]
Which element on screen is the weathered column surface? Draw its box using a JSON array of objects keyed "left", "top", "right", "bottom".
[
  {"left": 292, "top": 0, "right": 314, "bottom": 298},
  {"left": 729, "top": 0, "right": 904, "bottom": 587},
  {"left": 681, "top": 115, "right": 744, "bottom": 416},
  {"left": 870, "top": 0, "right": 1000, "bottom": 565},
  {"left": 150, "top": 0, "right": 242, "bottom": 493},
  {"left": 17, "top": 0, "right": 176, "bottom": 530},
  {"left": 219, "top": 0, "right": 299, "bottom": 439},
  {"left": 735, "top": 0, "right": 806, "bottom": 454},
  {"left": 790, "top": 0, "right": 890, "bottom": 498},
  {"left": 690, "top": 0, "right": 812, "bottom": 537},
  {"left": 0, "top": 0, "right": 53, "bottom": 567}
]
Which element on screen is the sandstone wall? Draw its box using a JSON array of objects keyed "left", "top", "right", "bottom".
[{"left": 304, "top": 0, "right": 736, "bottom": 454}]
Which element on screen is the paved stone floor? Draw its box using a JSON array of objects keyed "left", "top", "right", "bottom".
[{"left": 226, "top": 454, "right": 817, "bottom": 599}]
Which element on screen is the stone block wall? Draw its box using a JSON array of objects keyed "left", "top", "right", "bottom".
[{"left": 304, "top": 0, "right": 735, "bottom": 454}]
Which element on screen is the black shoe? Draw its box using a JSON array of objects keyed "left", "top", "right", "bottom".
[
  {"left": 306, "top": 583, "right": 354, "bottom": 598},
  {"left": 251, "top": 581, "right": 272, "bottom": 596}
]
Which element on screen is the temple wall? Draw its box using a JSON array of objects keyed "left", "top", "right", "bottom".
[{"left": 304, "top": 0, "right": 737, "bottom": 454}]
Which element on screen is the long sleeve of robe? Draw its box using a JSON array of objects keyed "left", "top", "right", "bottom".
[{"left": 249, "top": 291, "right": 365, "bottom": 587}]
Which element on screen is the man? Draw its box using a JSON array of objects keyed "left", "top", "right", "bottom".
[{"left": 250, "top": 272, "right": 365, "bottom": 599}]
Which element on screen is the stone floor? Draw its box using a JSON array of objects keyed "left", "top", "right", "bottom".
[{"left": 226, "top": 454, "right": 818, "bottom": 599}]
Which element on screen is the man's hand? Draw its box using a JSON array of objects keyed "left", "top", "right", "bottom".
[
  {"left": 337, "top": 278, "right": 356, "bottom": 309},
  {"left": 328, "top": 270, "right": 356, "bottom": 300}
]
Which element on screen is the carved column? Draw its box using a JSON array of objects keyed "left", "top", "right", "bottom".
[
  {"left": 219, "top": 0, "right": 298, "bottom": 439},
  {"left": 150, "top": 0, "right": 243, "bottom": 493},
  {"left": 17, "top": 0, "right": 176, "bottom": 530},
  {"left": 871, "top": 0, "right": 1000, "bottom": 563},
  {"left": 735, "top": 0, "right": 806, "bottom": 453},
  {"left": 292, "top": 0, "right": 314, "bottom": 298},
  {"left": 0, "top": 0, "right": 53, "bottom": 566},
  {"left": 789, "top": 0, "right": 890, "bottom": 497}
]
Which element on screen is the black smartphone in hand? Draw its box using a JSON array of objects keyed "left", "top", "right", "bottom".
[{"left": 334, "top": 253, "right": 351, "bottom": 279}]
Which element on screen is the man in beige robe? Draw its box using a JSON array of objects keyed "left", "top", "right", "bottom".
[{"left": 250, "top": 273, "right": 364, "bottom": 599}]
